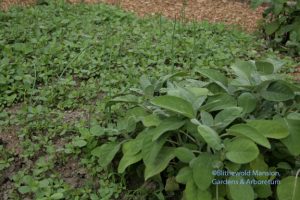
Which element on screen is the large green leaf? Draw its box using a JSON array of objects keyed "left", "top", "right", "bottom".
[
  {"left": 214, "top": 107, "right": 243, "bottom": 129},
  {"left": 167, "top": 87, "right": 207, "bottom": 110},
  {"left": 255, "top": 61, "right": 274, "bottom": 75},
  {"left": 227, "top": 124, "right": 271, "bottom": 149},
  {"left": 228, "top": 176, "right": 255, "bottom": 200},
  {"left": 142, "top": 114, "right": 161, "bottom": 127},
  {"left": 249, "top": 154, "right": 269, "bottom": 180},
  {"left": 201, "top": 93, "right": 236, "bottom": 112},
  {"left": 150, "top": 118, "right": 186, "bottom": 141},
  {"left": 281, "top": 113, "right": 300, "bottom": 156},
  {"left": 265, "top": 21, "right": 280, "bottom": 35},
  {"left": 190, "top": 89, "right": 208, "bottom": 110},
  {"left": 197, "top": 68, "right": 228, "bottom": 91},
  {"left": 118, "top": 152, "right": 142, "bottom": 173},
  {"left": 91, "top": 142, "right": 121, "bottom": 167},
  {"left": 125, "top": 107, "right": 148, "bottom": 122},
  {"left": 174, "top": 147, "right": 195, "bottom": 163},
  {"left": 176, "top": 167, "right": 193, "bottom": 184},
  {"left": 190, "top": 154, "right": 215, "bottom": 190},
  {"left": 144, "top": 147, "right": 175, "bottom": 180},
  {"left": 247, "top": 119, "right": 289, "bottom": 139},
  {"left": 122, "top": 132, "right": 146, "bottom": 156},
  {"left": 254, "top": 184, "right": 272, "bottom": 198},
  {"left": 151, "top": 95, "right": 195, "bottom": 118},
  {"left": 142, "top": 132, "right": 167, "bottom": 166},
  {"left": 231, "top": 61, "right": 256, "bottom": 85},
  {"left": 117, "top": 116, "right": 136, "bottom": 133},
  {"left": 155, "top": 72, "right": 187, "bottom": 91},
  {"left": 165, "top": 177, "right": 179, "bottom": 192},
  {"left": 237, "top": 92, "right": 257, "bottom": 114},
  {"left": 197, "top": 124, "right": 222, "bottom": 150},
  {"left": 225, "top": 138, "right": 259, "bottom": 164},
  {"left": 277, "top": 176, "right": 300, "bottom": 200},
  {"left": 260, "top": 81, "right": 295, "bottom": 102},
  {"left": 183, "top": 180, "right": 212, "bottom": 200},
  {"left": 200, "top": 111, "right": 214, "bottom": 126}
]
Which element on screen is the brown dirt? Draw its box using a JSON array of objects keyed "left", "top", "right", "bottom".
[
  {"left": 0, "top": 127, "right": 22, "bottom": 155},
  {"left": 1, "top": 103, "right": 23, "bottom": 155},
  {"left": 0, "top": 0, "right": 35, "bottom": 10},
  {"left": 63, "top": 109, "right": 88, "bottom": 123},
  {"left": 289, "top": 66, "right": 300, "bottom": 82},
  {"left": 0, "top": 156, "right": 24, "bottom": 200},
  {"left": 1, "top": 0, "right": 264, "bottom": 32},
  {"left": 0, "top": 180, "right": 14, "bottom": 200},
  {"left": 55, "top": 157, "right": 88, "bottom": 188}
]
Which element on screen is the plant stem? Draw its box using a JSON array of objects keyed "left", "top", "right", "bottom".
[
  {"left": 171, "top": 16, "right": 177, "bottom": 73},
  {"left": 292, "top": 168, "right": 300, "bottom": 200}
]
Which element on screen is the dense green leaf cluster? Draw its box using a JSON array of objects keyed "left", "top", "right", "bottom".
[
  {"left": 0, "top": 1, "right": 261, "bottom": 110},
  {"left": 252, "top": 0, "right": 300, "bottom": 55},
  {"left": 1, "top": 1, "right": 299, "bottom": 199},
  {"left": 94, "top": 60, "right": 300, "bottom": 199}
]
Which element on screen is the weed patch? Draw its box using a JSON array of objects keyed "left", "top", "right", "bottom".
[{"left": 0, "top": 1, "right": 298, "bottom": 199}]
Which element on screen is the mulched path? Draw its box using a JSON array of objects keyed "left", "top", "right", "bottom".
[
  {"left": 1, "top": 0, "right": 264, "bottom": 32},
  {"left": 0, "top": 0, "right": 35, "bottom": 10},
  {"left": 101, "top": 0, "right": 265, "bottom": 32}
]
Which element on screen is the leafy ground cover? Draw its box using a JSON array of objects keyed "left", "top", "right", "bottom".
[{"left": 0, "top": 1, "right": 299, "bottom": 199}]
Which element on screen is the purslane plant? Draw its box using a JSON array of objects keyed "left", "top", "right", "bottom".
[{"left": 91, "top": 60, "right": 300, "bottom": 200}]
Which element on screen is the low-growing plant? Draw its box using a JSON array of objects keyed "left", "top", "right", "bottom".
[
  {"left": 252, "top": 0, "right": 300, "bottom": 55},
  {"left": 91, "top": 60, "right": 300, "bottom": 199}
]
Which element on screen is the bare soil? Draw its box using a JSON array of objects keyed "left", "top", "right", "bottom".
[{"left": 55, "top": 157, "right": 88, "bottom": 188}]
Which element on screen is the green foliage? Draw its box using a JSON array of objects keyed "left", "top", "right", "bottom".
[
  {"left": 0, "top": 1, "right": 299, "bottom": 199},
  {"left": 0, "top": 0, "right": 263, "bottom": 110},
  {"left": 252, "top": 0, "right": 300, "bottom": 55},
  {"left": 96, "top": 60, "right": 300, "bottom": 199}
]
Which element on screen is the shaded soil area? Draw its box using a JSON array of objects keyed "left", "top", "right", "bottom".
[
  {"left": 55, "top": 157, "right": 88, "bottom": 188},
  {"left": 290, "top": 66, "right": 300, "bottom": 82},
  {"left": 1, "top": 0, "right": 264, "bottom": 32},
  {"left": 0, "top": 128, "right": 22, "bottom": 155},
  {"left": 0, "top": 156, "right": 24, "bottom": 200}
]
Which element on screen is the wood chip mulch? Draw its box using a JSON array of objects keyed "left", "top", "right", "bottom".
[
  {"left": 101, "top": 0, "right": 265, "bottom": 32},
  {"left": 1, "top": 0, "right": 264, "bottom": 32}
]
